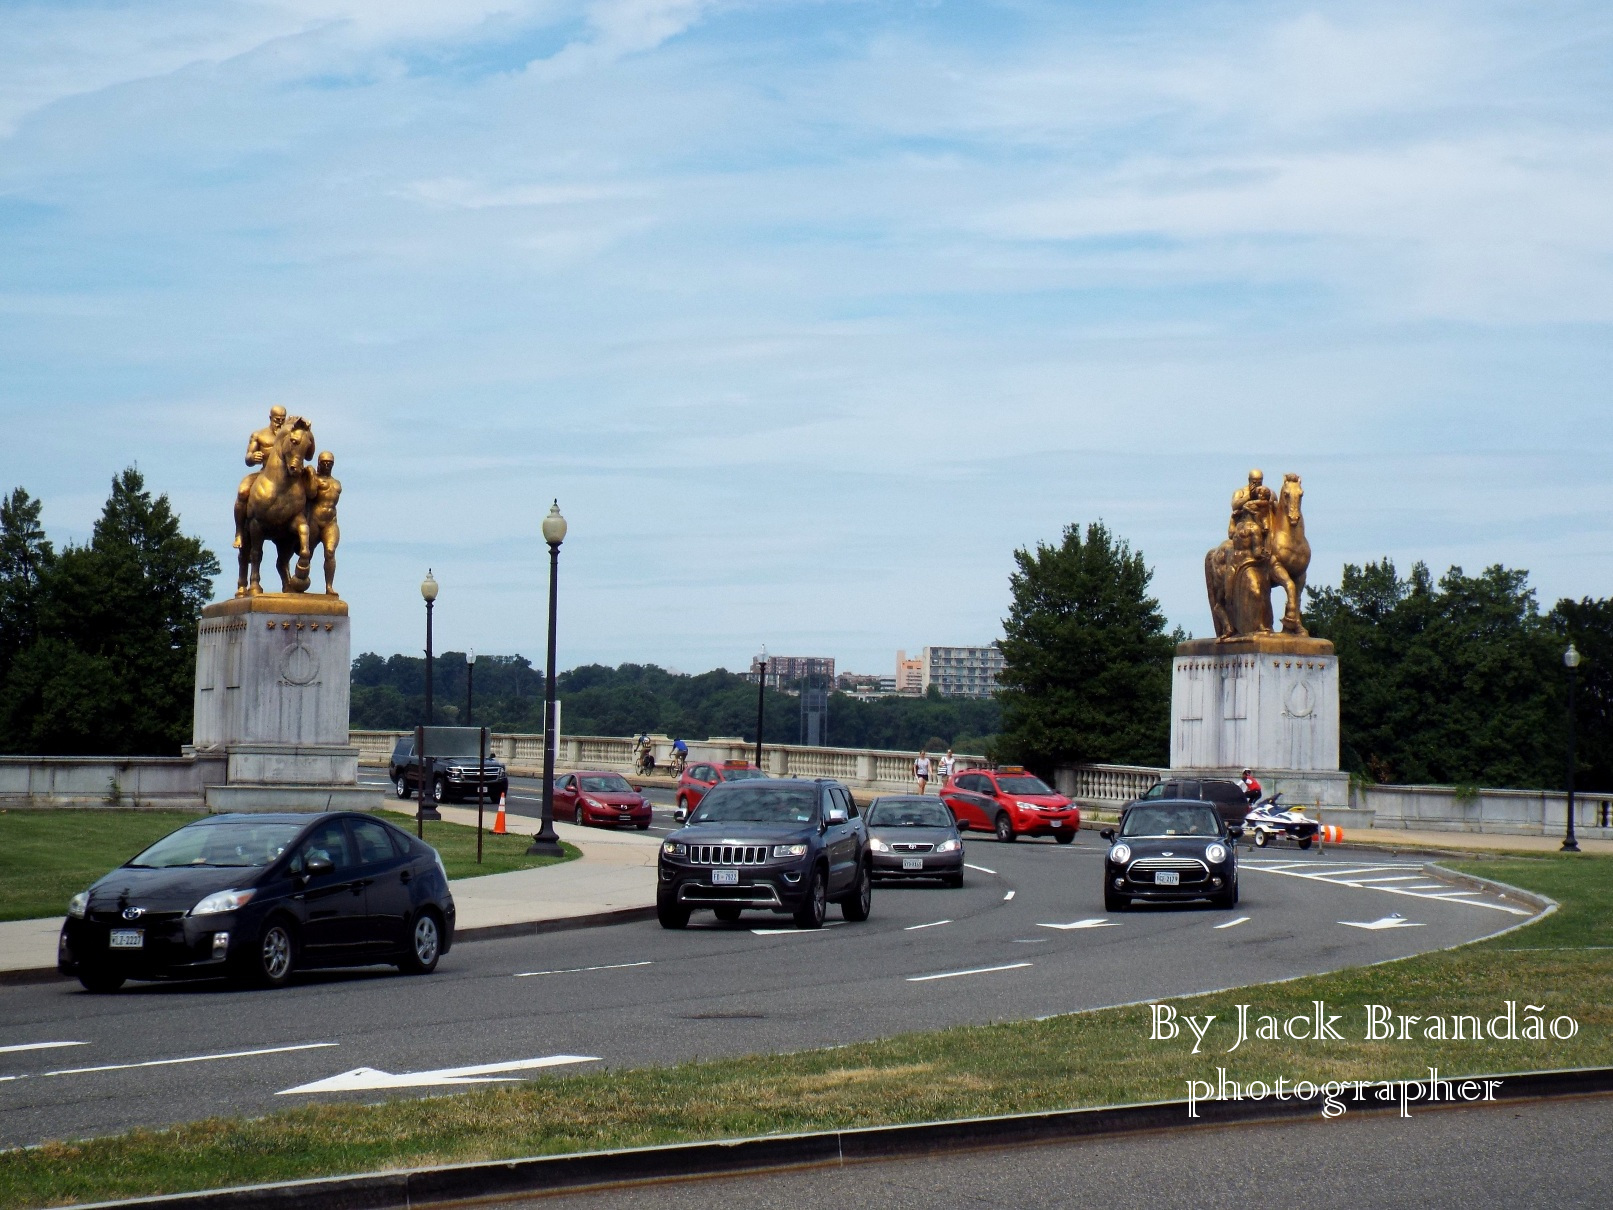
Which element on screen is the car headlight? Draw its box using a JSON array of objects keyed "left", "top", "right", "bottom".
[
  {"left": 935, "top": 838, "right": 961, "bottom": 853},
  {"left": 1110, "top": 843, "right": 1132, "bottom": 865},
  {"left": 868, "top": 837, "right": 890, "bottom": 853},
  {"left": 67, "top": 891, "right": 88, "bottom": 919},
  {"left": 190, "top": 889, "right": 255, "bottom": 916},
  {"left": 1015, "top": 800, "right": 1037, "bottom": 811},
  {"left": 663, "top": 841, "right": 687, "bottom": 857},
  {"left": 1205, "top": 843, "right": 1228, "bottom": 864},
  {"left": 771, "top": 843, "right": 809, "bottom": 858},
  {"left": 583, "top": 796, "right": 602, "bottom": 809}
]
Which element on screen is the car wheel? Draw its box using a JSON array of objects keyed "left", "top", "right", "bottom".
[
  {"left": 636, "top": 822, "right": 650, "bottom": 830},
  {"left": 1054, "top": 831, "right": 1075, "bottom": 845},
  {"left": 398, "top": 910, "right": 442, "bottom": 975},
  {"left": 77, "top": 966, "right": 125, "bottom": 994},
  {"left": 239, "top": 917, "right": 296, "bottom": 989},
  {"left": 1253, "top": 830, "right": 1270, "bottom": 848},
  {"left": 394, "top": 774, "right": 411, "bottom": 800},
  {"left": 433, "top": 775, "right": 449, "bottom": 803},
  {"left": 945, "top": 872, "right": 964, "bottom": 888},
  {"left": 1105, "top": 891, "right": 1129, "bottom": 912},
  {"left": 1298, "top": 837, "right": 1313, "bottom": 850},
  {"left": 793, "top": 867, "right": 827, "bottom": 929},
  {"left": 714, "top": 906, "right": 742, "bottom": 923},
  {"left": 994, "top": 813, "right": 1015, "bottom": 843},
  {"left": 841, "top": 862, "right": 872, "bottom": 922},
  {"left": 573, "top": 804, "right": 585, "bottom": 826},
  {"left": 657, "top": 897, "right": 690, "bottom": 929},
  {"left": 1212, "top": 885, "right": 1237, "bottom": 909}
]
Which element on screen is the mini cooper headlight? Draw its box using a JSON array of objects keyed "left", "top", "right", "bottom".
[
  {"left": 662, "top": 841, "right": 687, "bottom": 857},
  {"left": 867, "top": 837, "right": 890, "bottom": 853},
  {"left": 1205, "top": 843, "right": 1228, "bottom": 864},
  {"left": 67, "top": 891, "right": 88, "bottom": 919},
  {"left": 190, "top": 888, "right": 255, "bottom": 916},
  {"left": 935, "top": 838, "right": 961, "bottom": 853},
  {"left": 771, "top": 843, "right": 809, "bottom": 858},
  {"left": 1109, "top": 843, "right": 1132, "bottom": 865}
]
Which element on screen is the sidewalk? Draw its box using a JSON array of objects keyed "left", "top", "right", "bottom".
[
  {"left": 0, "top": 806, "right": 659, "bottom": 982},
  {"left": 1343, "top": 825, "right": 1613, "bottom": 857}
]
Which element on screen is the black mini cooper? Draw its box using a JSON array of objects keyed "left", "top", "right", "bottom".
[
  {"left": 58, "top": 812, "right": 456, "bottom": 992},
  {"left": 1101, "top": 799, "right": 1240, "bottom": 911}
]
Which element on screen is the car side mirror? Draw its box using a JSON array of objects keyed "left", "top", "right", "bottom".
[
  {"left": 825, "top": 805, "right": 849, "bottom": 826},
  {"left": 674, "top": 806, "right": 688, "bottom": 823},
  {"left": 1228, "top": 826, "right": 1244, "bottom": 839},
  {"left": 304, "top": 852, "right": 334, "bottom": 877},
  {"left": 1100, "top": 828, "right": 1115, "bottom": 841}
]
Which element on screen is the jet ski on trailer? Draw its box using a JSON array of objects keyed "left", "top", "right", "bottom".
[{"left": 1244, "top": 793, "right": 1321, "bottom": 849}]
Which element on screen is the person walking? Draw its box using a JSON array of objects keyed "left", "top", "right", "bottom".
[
  {"left": 913, "top": 749, "right": 932, "bottom": 794},
  {"left": 938, "top": 748, "right": 957, "bottom": 783}
]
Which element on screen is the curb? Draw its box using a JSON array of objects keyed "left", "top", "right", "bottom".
[
  {"left": 1423, "top": 863, "right": 1555, "bottom": 913},
  {"left": 70, "top": 1066, "right": 1613, "bottom": 1210}
]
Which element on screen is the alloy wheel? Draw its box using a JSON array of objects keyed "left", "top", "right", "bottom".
[
  {"left": 413, "top": 914, "right": 440, "bottom": 968},
  {"left": 261, "top": 925, "right": 292, "bottom": 982}
]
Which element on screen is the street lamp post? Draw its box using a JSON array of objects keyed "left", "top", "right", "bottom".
[
  {"left": 1563, "top": 642, "right": 1581, "bottom": 853},
  {"left": 465, "top": 648, "right": 476, "bottom": 726},
  {"left": 754, "top": 645, "right": 767, "bottom": 769},
  {"left": 528, "top": 502, "right": 567, "bottom": 857},
  {"left": 417, "top": 570, "right": 441, "bottom": 827}
]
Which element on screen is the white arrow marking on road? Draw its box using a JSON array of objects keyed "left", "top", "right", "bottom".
[
  {"left": 45, "top": 1042, "right": 338, "bottom": 1078},
  {"left": 1036, "top": 918, "right": 1120, "bottom": 930},
  {"left": 750, "top": 922, "right": 845, "bottom": 935},
  {"left": 278, "top": 1054, "right": 599, "bottom": 1095},
  {"left": 1213, "top": 916, "right": 1251, "bottom": 929},
  {"left": 904, "top": 919, "right": 952, "bottom": 931},
  {"left": 0, "top": 1041, "right": 86, "bottom": 1055},
  {"left": 965, "top": 863, "right": 996, "bottom": 875},
  {"left": 1340, "top": 916, "right": 1426, "bottom": 930},
  {"left": 907, "top": 962, "right": 1032, "bottom": 983},
  {"left": 515, "top": 961, "right": 651, "bottom": 977},
  {"left": 1003, "top": 890, "right": 1015, "bottom": 901}
]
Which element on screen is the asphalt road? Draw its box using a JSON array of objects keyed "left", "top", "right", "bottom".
[
  {"left": 511, "top": 1094, "right": 1613, "bottom": 1210},
  {"left": 0, "top": 788, "right": 1536, "bottom": 1148}
]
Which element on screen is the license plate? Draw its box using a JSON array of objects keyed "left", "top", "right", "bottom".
[
  {"left": 712, "top": 869, "right": 739, "bottom": 885},
  {"left": 618, "top": 814, "right": 633, "bottom": 821},
  {"left": 902, "top": 858, "right": 924, "bottom": 870},
  {"left": 1155, "top": 871, "right": 1180, "bottom": 886},
  {"left": 109, "top": 929, "right": 143, "bottom": 949}
]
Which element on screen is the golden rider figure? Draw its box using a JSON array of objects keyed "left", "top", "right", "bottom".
[{"left": 233, "top": 405, "right": 287, "bottom": 549}]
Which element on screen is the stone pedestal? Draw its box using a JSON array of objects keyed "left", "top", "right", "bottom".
[
  {"left": 193, "top": 594, "right": 381, "bottom": 813},
  {"left": 1170, "top": 635, "right": 1348, "bottom": 810}
]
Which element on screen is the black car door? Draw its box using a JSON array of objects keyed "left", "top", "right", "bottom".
[
  {"left": 823, "top": 786, "right": 856, "bottom": 893},
  {"left": 349, "top": 816, "right": 414, "bottom": 952},
  {"left": 291, "top": 819, "right": 366, "bottom": 960}
]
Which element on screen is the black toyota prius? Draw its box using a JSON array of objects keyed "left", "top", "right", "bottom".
[{"left": 57, "top": 812, "right": 456, "bottom": 992}]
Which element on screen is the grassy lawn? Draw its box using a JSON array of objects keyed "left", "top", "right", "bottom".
[
  {"left": 0, "top": 810, "right": 205, "bottom": 923},
  {"left": 0, "top": 810, "right": 577, "bottom": 923},
  {"left": 2, "top": 855, "right": 1608, "bottom": 1208}
]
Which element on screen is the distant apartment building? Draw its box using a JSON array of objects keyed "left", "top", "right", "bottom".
[
  {"left": 920, "top": 644, "right": 1006, "bottom": 699},
  {"left": 750, "top": 654, "right": 835, "bottom": 689},
  {"left": 894, "top": 650, "right": 924, "bottom": 696}
]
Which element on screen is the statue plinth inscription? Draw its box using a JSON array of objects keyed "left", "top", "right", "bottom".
[{"left": 194, "top": 410, "right": 377, "bottom": 813}]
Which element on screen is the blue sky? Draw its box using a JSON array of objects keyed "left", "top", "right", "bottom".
[{"left": 2, "top": 0, "right": 1610, "bottom": 674}]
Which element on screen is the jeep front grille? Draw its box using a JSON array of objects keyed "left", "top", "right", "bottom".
[{"left": 688, "top": 844, "right": 769, "bottom": 866}]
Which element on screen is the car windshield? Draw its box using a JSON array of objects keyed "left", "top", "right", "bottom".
[
  {"left": 996, "top": 775, "right": 1053, "bottom": 795},
  {"left": 581, "top": 774, "right": 633, "bottom": 793},
  {"left": 1121, "top": 805, "right": 1221, "bottom": 838},
  {"left": 691, "top": 785, "right": 816, "bottom": 824},
  {"left": 867, "top": 800, "right": 953, "bottom": 828},
  {"left": 721, "top": 767, "right": 767, "bottom": 781},
  {"left": 126, "top": 821, "right": 306, "bottom": 869}
]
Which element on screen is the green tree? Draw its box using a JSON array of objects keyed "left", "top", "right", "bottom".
[
  {"left": 0, "top": 488, "right": 54, "bottom": 680},
  {"left": 1305, "top": 560, "right": 1563, "bottom": 788},
  {"left": 1549, "top": 596, "right": 1613, "bottom": 794},
  {"left": 996, "top": 521, "right": 1177, "bottom": 773}
]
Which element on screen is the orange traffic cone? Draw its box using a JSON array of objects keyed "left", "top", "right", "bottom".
[{"left": 492, "top": 791, "right": 507, "bottom": 835}]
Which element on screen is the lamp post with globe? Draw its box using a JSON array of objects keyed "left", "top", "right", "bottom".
[
  {"left": 528, "top": 502, "right": 568, "bottom": 858},
  {"left": 417, "top": 570, "right": 442, "bottom": 826},
  {"left": 1563, "top": 642, "right": 1582, "bottom": 853}
]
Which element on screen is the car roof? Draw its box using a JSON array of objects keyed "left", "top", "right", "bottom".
[
  {"left": 201, "top": 812, "right": 345, "bottom": 825},
  {"left": 1126, "top": 798, "right": 1224, "bottom": 810},
  {"left": 570, "top": 769, "right": 629, "bottom": 777}
]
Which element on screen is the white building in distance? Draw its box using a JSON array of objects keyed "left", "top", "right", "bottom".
[{"left": 920, "top": 644, "right": 1005, "bottom": 699}]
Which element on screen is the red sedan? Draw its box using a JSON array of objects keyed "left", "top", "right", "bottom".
[
  {"left": 675, "top": 759, "right": 766, "bottom": 816},
  {"left": 940, "top": 766, "right": 1080, "bottom": 843},
  {"left": 554, "top": 770, "right": 652, "bottom": 829}
]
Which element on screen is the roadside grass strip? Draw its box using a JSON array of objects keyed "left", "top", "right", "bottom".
[
  {"left": 2, "top": 856, "right": 1610, "bottom": 1210},
  {"left": 0, "top": 809, "right": 205, "bottom": 922},
  {"left": 378, "top": 811, "right": 579, "bottom": 880}
]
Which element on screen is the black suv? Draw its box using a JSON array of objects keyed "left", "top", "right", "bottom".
[
  {"left": 389, "top": 736, "right": 508, "bottom": 804},
  {"left": 1134, "top": 777, "right": 1252, "bottom": 827},
  {"left": 658, "top": 778, "right": 871, "bottom": 930}
]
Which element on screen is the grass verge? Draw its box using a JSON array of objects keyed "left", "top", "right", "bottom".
[
  {"left": 378, "top": 810, "right": 579, "bottom": 880},
  {"left": 0, "top": 810, "right": 206, "bottom": 922},
  {"left": 2, "top": 856, "right": 1608, "bottom": 1208}
]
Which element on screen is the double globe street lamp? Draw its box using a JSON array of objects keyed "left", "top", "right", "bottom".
[{"left": 528, "top": 502, "right": 568, "bottom": 857}]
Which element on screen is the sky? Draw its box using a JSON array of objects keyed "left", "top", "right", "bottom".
[{"left": 2, "top": 0, "right": 1610, "bottom": 675}]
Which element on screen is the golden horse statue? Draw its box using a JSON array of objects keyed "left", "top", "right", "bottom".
[
  {"left": 235, "top": 417, "right": 316, "bottom": 596},
  {"left": 1205, "top": 471, "right": 1311, "bottom": 638}
]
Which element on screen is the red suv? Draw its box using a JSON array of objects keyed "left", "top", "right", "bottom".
[
  {"left": 554, "top": 770, "right": 652, "bottom": 829},
  {"left": 940, "top": 766, "right": 1080, "bottom": 843},
  {"left": 675, "top": 759, "right": 767, "bottom": 817}
]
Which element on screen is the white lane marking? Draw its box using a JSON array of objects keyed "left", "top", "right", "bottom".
[
  {"left": 750, "top": 922, "right": 845, "bottom": 935},
  {"left": 279, "top": 1054, "right": 599, "bottom": 1095},
  {"left": 907, "top": 962, "right": 1033, "bottom": 983},
  {"left": 45, "top": 1042, "right": 338, "bottom": 1078},
  {"left": 965, "top": 863, "right": 996, "bottom": 875},
  {"left": 1242, "top": 863, "right": 1533, "bottom": 915},
  {"left": 1213, "top": 916, "right": 1251, "bottom": 929},
  {"left": 1340, "top": 916, "right": 1425, "bottom": 930},
  {"left": 515, "top": 961, "right": 651, "bottom": 977},
  {"left": 1036, "top": 918, "right": 1119, "bottom": 930},
  {"left": 0, "top": 1041, "right": 86, "bottom": 1055},
  {"left": 1003, "top": 890, "right": 1015, "bottom": 901},
  {"left": 1343, "top": 876, "right": 1424, "bottom": 884},
  {"left": 904, "top": 920, "right": 953, "bottom": 931}
]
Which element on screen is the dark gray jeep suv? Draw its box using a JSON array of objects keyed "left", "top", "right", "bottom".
[{"left": 659, "top": 779, "right": 872, "bottom": 929}]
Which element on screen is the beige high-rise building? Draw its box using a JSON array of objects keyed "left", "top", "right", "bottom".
[{"left": 894, "top": 650, "right": 924, "bottom": 695}]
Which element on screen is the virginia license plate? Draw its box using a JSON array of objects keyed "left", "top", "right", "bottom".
[
  {"left": 109, "top": 929, "right": 143, "bottom": 949},
  {"left": 1155, "top": 871, "right": 1180, "bottom": 886},
  {"left": 902, "top": 857, "right": 924, "bottom": 870},
  {"left": 712, "top": 869, "right": 739, "bottom": 885}
]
